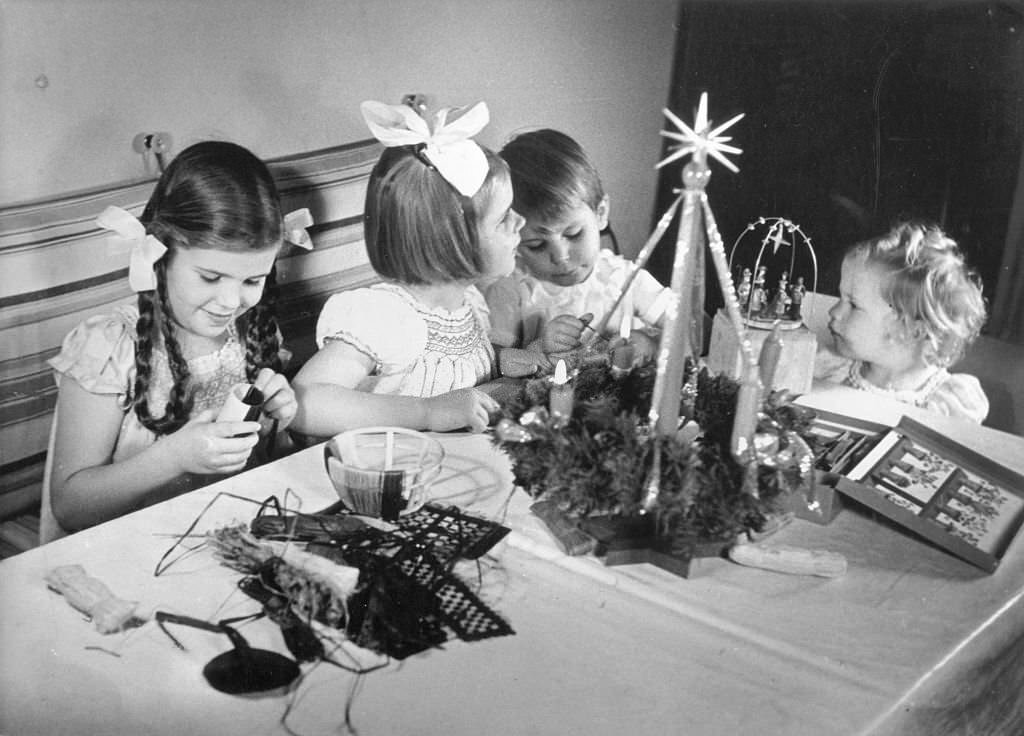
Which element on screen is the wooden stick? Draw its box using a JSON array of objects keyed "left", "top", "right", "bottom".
[
  {"left": 586, "top": 192, "right": 685, "bottom": 343},
  {"left": 649, "top": 186, "right": 702, "bottom": 436}
]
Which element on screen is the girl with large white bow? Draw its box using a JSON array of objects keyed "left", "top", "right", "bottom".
[
  {"left": 43, "top": 141, "right": 309, "bottom": 541},
  {"left": 292, "top": 100, "right": 524, "bottom": 436}
]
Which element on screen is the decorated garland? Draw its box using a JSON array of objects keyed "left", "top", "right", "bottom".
[{"left": 493, "top": 353, "right": 819, "bottom": 558}]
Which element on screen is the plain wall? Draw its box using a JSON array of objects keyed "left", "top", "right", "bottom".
[{"left": 0, "top": 0, "right": 681, "bottom": 258}]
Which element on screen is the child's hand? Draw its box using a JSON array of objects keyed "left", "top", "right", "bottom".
[
  {"left": 498, "top": 347, "right": 551, "bottom": 377},
  {"left": 168, "top": 409, "right": 261, "bottom": 475},
  {"left": 540, "top": 312, "right": 594, "bottom": 354},
  {"left": 425, "top": 388, "right": 500, "bottom": 433},
  {"left": 253, "top": 367, "right": 298, "bottom": 431},
  {"left": 628, "top": 329, "right": 660, "bottom": 362}
]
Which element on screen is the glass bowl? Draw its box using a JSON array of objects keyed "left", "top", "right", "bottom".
[{"left": 323, "top": 427, "right": 445, "bottom": 520}]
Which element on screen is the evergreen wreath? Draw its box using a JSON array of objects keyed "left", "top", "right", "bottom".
[{"left": 493, "top": 356, "right": 818, "bottom": 555}]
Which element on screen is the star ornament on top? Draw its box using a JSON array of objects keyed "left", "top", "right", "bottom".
[
  {"left": 767, "top": 218, "right": 794, "bottom": 254},
  {"left": 657, "top": 92, "right": 744, "bottom": 173}
]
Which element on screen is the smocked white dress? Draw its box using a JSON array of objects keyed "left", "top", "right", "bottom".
[{"left": 315, "top": 282, "right": 496, "bottom": 397}]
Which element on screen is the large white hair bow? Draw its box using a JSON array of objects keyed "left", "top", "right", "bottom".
[
  {"left": 96, "top": 206, "right": 168, "bottom": 292},
  {"left": 360, "top": 100, "right": 490, "bottom": 197}
]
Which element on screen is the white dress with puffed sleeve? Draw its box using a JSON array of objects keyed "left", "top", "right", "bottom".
[
  {"left": 41, "top": 304, "right": 251, "bottom": 542},
  {"left": 315, "top": 282, "right": 496, "bottom": 397}
]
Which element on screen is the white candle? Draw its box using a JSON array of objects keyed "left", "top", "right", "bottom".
[
  {"left": 549, "top": 359, "right": 574, "bottom": 424},
  {"left": 731, "top": 359, "right": 762, "bottom": 498},
  {"left": 619, "top": 285, "right": 634, "bottom": 339},
  {"left": 553, "top": 358, "right": 568, "bottom": 384},
  {"left": 611, "top": 305, "right": 635, "bottom": 374}
]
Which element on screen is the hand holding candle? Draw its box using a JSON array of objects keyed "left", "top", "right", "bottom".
[{"left": 549, "top": 359, "right": 575, "bottom": 426}]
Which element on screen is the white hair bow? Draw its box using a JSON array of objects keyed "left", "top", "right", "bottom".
[
  {"left": 283, "top": 208, "right": 314, "bottom": 250},
  {"left": 95, "top": 206, "right": 168, "bottom": 292},
  {"left": 360, "top": 100, "right": 490, "bottom": 197}
]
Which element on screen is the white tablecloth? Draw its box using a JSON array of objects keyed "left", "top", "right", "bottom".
[{"left": 3, "top": 384, "right": 1024, "bottom": 736}]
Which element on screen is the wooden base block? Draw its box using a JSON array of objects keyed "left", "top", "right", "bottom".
[
  {"left": 602, "top": 546, "right": 696, "bottom": 577},
  {"left": 529, "top": 500, "right": 599, "bottom": 556},
  {"left": 706, "top": 309, "right": 818, "bottom": 394},
  {"left": 580, "top": 515, "right": 731, "bottom": 578}
]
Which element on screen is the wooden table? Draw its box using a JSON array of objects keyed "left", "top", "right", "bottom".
[{"left": 3, "top": 384, "right": 1024, "bottom": 736}]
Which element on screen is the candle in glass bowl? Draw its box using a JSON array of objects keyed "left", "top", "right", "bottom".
[
  {"left": 611, "top": 310, "right": 635, "bottom": 377},
  {"left": 549, "top": 359, "right": 575, "bottom": 425}
]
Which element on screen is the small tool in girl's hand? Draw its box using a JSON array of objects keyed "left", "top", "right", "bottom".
[{"left": 216, "top": 383, "right": 264, "bottom": 423}]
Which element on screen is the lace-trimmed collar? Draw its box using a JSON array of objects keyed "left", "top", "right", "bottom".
[
  {"left": 386, "top": 282, "right": 475, "bottom": 320},
  {"left": 845, "top": 360, "right": 948, "bottom": 406},
  {"left": 159, "top": 319, "right": 244, "bottom": 374}
]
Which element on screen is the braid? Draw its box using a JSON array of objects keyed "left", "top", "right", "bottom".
[
  {"left": 132, "top": 260, "right": 194, "bottom": 434},
  {"left": 158, "top": 269, "right": 195, "bottom": 431},
  {"left": 131, "top": 289, "right": 159, "bottom": 427},
  {"left": 241, "top": 265, "right": 283, "bottom": 380}
]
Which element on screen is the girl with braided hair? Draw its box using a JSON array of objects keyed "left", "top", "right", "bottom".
[
  {"left": 43, "top": 141, "right": 302, "bottom": 541},
  {"left": 816, "top": 220, "right": 989, "bottom": 423}
]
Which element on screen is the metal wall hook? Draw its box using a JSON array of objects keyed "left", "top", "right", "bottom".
[{"left": 132, "top": 131, "right": 173, "bottom": 173}]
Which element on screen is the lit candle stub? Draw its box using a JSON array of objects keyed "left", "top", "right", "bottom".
[
  {"left": 611, "top": 309, "right": 635, "bottom": 376},
  {"left": 549, "top": 359, "right": 575, "bottom": 426}
]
